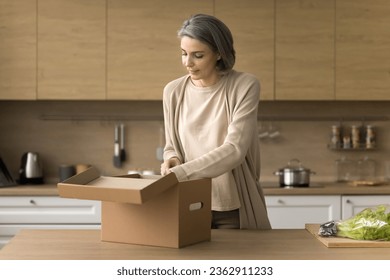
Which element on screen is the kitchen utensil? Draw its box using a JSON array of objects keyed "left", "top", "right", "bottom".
[
  {"left": 59, "top": 164, "right": 76, "bottom": 182},
  {"left": 19, "top": 152, "right": 44, "bottom": 184},
  {"left": 0, "top": 156, "right": 17, "bottom": 187},
  {"left": 113, "top": 125, "right": 121, "bottom": 168},
  {"left": 119, "top": 123, "right": 126, "bottom": 162},
  {"left": 274, "top": 159, "right": 315, "bottom": 187}
]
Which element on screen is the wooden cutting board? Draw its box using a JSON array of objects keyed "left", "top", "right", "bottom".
[{"left": 305, "top": 224, "right": 390, "bottom": 248}]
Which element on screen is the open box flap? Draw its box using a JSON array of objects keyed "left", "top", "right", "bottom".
[{"left": 57, "top": 167, "right": 179, "bottom": 204}]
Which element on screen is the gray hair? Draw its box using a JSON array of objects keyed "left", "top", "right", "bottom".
[{"left": 178, "top": 14, "right": 235, "bottom": 73}]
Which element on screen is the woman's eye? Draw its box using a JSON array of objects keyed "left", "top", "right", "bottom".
[{"left": 194, "top": 54, "right": 203, "bottom": 59}]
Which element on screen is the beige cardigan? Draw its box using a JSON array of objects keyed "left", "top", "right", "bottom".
[{"left": 162, "top": 70, "right": 271, "bottom": 229}]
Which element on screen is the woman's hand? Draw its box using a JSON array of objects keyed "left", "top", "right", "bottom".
[{"left": 160, "top": 157, "right": 181, "bottom": 175}]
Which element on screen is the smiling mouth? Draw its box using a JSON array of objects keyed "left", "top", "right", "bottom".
[{"left": 188, "top": 70, "right": 199, "bottom": 75}]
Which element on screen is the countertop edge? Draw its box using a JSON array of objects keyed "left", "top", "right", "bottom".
[{"left": 2, "top": 183, "right": 390, "bottom": 196}]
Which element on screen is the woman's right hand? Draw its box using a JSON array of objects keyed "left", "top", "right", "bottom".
[{"left": 160, "top": 157, "right": 181, "bottom": 175}]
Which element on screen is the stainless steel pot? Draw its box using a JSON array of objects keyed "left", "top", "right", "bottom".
[{"left": 274, "top": 159, "right": 315, "bottom": 187}]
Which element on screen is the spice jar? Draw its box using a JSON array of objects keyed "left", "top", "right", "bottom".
[
  {"left": 365, "top": 125, "right": 376, "bottom": 149},
  {"left": 330, "top": 125, "right": 341, "bottom": 149},
  {"left": 342, "top": 135, "right": 351, "bottom": 149},
  {"left": 351, "top": 125, "right": 361, "bottom": 149}
]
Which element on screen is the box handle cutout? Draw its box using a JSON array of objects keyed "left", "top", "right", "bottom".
[{"left": 189, "top": 202, "right": 203, "bottom": 211}]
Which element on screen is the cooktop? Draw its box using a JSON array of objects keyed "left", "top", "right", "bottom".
[{"left": 261, "top": 182, "right": 324, "bottom": 188}]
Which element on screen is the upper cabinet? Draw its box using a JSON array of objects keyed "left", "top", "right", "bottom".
[
  {"left": 107, "top": 0, "right": 213, "bottom": 100},
  {"left": 275, "top": 0, "right": 335, "bottom": 100},
  {"left": 37, "top": 0, "right": 106, "bottom": 100},
  {"left": 336, "top": 0, "right": 390, "bottom": 100},
  {"left": 0, "top": 0, "right": 36, "bottom": 100},
  {"left": 215, "top": 0, "right": 274, "bottom": 100},
  {"left": 1, "top": 0, "right": 390, "bottom": 101}
]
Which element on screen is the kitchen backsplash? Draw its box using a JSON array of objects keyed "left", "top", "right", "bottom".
[{"left": 0, "top": 101, "right": 389, "bottom": 184}]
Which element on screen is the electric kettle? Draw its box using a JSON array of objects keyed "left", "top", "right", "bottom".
[{"left": 19, "top": 152, "right": 44, "bottom": 184}]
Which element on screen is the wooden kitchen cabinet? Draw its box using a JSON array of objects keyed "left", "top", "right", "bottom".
[
  {"left": 0, "top": 0, "right": 36, "bottom": 100},
  {"left": 0, "top": 196, "right": 101, "bottom": 249},
  {"left": 341, "top": 195, "right": 390, "bottom": 219},
  {"left": 3, "top": 0, "right": 390, "bottom": 101},
  {"left": 215, "top": 0, "right": 274, "bottom": 100},
  {"left": 336, "top": 0, "right": 390, "bottom": 100},
  {"left": 265, "top": 195, "right": 341, "bottom": 229},
  {"left": 275, "top": 0, "right": 335, "bottom": 100},
  {"left": 107, "top": 0, "right": 213, "bottom": 100},
  {"left": 37, "top": 0, "right": 106, "bottom": 100}
]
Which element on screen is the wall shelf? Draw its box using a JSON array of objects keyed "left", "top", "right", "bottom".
[{"left": 327, "top": 146, "right": 377, "bottom": 152}]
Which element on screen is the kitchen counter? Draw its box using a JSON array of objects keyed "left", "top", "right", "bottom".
[
  {"left": 0, "top": 228, "right": 389, "bottom": 260},
  {"left": 2, "top": 182, "right": 390, "bottom": 196},
  {"left": 262, "top": 182, "right": 390, "bottom": 195},
  {"left": 0, "top": 184, "right": 58, "bottom": 196}
]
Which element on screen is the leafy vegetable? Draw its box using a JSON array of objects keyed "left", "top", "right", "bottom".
[{"left": 336, "top": 204, "right": 390, "bottom": 241}]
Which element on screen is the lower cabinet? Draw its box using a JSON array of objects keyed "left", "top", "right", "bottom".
[
  {"left": 0, "top": 196, "right": 101, "bottom": 249},
  {"left": 1, "top": 195, "right": 388, "bottom": 242},
  {"left": 265, "top": 195, "right": 390, "bottom": 229},
  {"left": 265, "top": 195, "right": 341, "bottom": 229},
  {"left": 341, "top": 195, "right": 390, "bottom": 219}
]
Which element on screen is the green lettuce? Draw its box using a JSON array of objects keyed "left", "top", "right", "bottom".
[{"left": 336, "top": 204, "right": 390, "bottom": 241}]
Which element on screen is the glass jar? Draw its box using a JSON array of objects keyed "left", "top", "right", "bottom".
[
  {"left": 357, "top": 156, "right": 376, "bottom": 181},
  {"left": 335, "top": 156, "right": 357, "bottom": 182}
]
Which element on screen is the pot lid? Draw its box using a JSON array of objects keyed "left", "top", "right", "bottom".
[{"left": 280, "top": 159, "right": 310, "bottom": 172}]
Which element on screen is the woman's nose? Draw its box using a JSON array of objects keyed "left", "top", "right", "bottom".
[{"left": 183, "top": 56, "right": 193, "bottom": 67}]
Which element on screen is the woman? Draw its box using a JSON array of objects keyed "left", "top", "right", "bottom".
[{"left": 161, "top": 14, "right": 271, "bottom": 230}]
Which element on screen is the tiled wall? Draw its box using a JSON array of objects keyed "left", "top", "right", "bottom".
[{"left": 1, "top": 101, "right": 389, "bottom": 184}]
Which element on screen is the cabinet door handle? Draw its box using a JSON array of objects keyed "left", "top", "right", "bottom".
[
  {"left": 277, "top": 199, "right": 284, "bottom": 204},
  {"left": 29, "top": 199, "right": 36, "bottom": 205},
  {"left": 345, "top": 199, "right": 351, "bottom": 204}
]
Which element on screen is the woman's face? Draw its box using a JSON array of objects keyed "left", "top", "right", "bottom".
[{"left": 180, "top": 36, "right": 220, "bottom": 87}]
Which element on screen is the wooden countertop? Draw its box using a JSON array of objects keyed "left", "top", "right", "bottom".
[
  {"left": 2, "top": 182, "right": 390, "bottom": 196},
  {"left": 0, "top": 228, "right": 389, "bottom": 260},
  {"left": 262, "top": 182, "right": 390, "bottom": 195},
  {"left": 0, "top": 184, "right": 58, "bottom": 196}
]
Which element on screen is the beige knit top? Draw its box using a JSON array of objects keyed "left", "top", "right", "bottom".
[{"left": 163, "top": 70, "right": 271, "bottom": 229}]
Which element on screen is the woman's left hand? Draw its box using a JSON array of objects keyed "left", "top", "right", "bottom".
[{"left": 160, "top": 157, "right": 181, "bottom": 175}]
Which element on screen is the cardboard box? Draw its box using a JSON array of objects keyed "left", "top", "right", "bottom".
[{"left": 57, "top": 167, "right": 211, "bottom": 248}]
